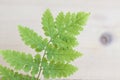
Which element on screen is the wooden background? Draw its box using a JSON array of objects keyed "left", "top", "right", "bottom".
[{"left": 0, "top": 0, "right": 120, "bottom": 79}]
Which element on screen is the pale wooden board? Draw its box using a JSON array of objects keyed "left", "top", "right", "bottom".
[{"left": 0, "top": 0, "right": 120, "bottom": 79}]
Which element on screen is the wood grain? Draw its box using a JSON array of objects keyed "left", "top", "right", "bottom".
[{"left": 0, "top": 0, "right": 120, "bottom": 79}]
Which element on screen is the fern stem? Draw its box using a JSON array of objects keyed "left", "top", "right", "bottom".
[
  {"left": 37, "top": 67, "right": 42, "bottom": 80},
  {"left": 37, "top": 40, "right": 51, "bottom": 80},
  {"left": 37, "top": 52, "right": 46, "bottom": 80}
]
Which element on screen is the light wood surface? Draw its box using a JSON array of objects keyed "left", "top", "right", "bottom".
[{"left": 0, "top": 0, "right": 120, "bottom": 79}]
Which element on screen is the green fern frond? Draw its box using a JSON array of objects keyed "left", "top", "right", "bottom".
[
  {"left": 55, "top": 12, "right": 90, "bottom": 35},
  {"left": 0, "top": 9, "right": 89, "bottom": 79},
  {"left": 41, "top": 58, "right": 78, "bottom": 78},
  {"left": 18, "top": 26, "right": 48, "bottom": 52},
  {"left": 48, "top": 11, "right": 89, "bottom": 49},
  {"left": 0, "top": 65, "right": 37, "bottom": 80},
  {"left": 0, "top": 50, "right": 41, "bottom": 76},
  {"left": 42, "top": 9, "right": 57, "bottom": 38},
  {"left": 46, "top": 44, "right": 82, "bottom": 62}
]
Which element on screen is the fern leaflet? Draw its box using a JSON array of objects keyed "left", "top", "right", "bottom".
[
  {"left": 0, "top": 65, "right": 37, "bottom": 80},
  {"left": 0, "top": 50, "right": 41, "bottom": 76}
]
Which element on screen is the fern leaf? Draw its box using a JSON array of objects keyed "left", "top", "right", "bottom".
[
  {"left": 18, "top": 25, "right": 48, "bottom": 52},
  {"left": 55, "top": 12, "right": 65, "bottom": 31},
  {"left": 46, "top": 44, "right": 82, "bottom": 62},
  {"left": 41, "top": 59, "right": 78, "bottom": 78},
  {"left": 42, "top": 9, "right": 57, "bottom": 38},
  {"left": 52, "top": 12, "right": 89, "bottom": 48},
  {"left": 0, "top": 50, "right": 41, "bottom": 76},
  {"left": 56, "top": 12, "right": 90, "bottom": 36},
  {"left": 0, "top": 10, "right": 90, "bottom": 79},
  {"left": 0, "top": 65, "right": 36, "bottom": 80}
]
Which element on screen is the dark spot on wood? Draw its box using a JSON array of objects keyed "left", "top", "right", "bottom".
[{"left": 100, "top": 32, "right": 113, "bottom": 46}]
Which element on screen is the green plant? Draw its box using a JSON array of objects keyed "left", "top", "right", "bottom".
[{"left": 0, "top": 9, "right": 89, "bottom": 80}]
